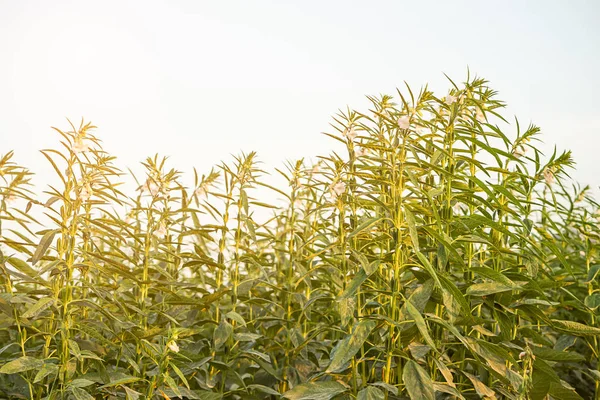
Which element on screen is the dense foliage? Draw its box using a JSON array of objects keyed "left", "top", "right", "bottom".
[{"left": 1, "top": 75, "right": 599, "bottom": 400}]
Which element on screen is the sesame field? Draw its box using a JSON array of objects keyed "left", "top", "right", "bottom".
[{"left": 1, "top": 76, "right": 599, "bottom": 399}]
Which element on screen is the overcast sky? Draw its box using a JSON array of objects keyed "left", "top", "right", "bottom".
[{"left": 1, "top": 0, "right": 598, "bottom": 193}]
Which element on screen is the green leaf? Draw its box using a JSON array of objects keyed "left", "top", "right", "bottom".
[
  {"left": 99, "top": 375, "right": 141, "bottom": 388},
  {"left": 248, "top": 384, "right": 281, "bottom": 396},
  {"left": 552, "top": 319, "right": 600, "bottom": 336},
  {"left": 404, "top": 298, "right": 436, "bottom": 352},
  {"left": 327, "top": 319, "right": 376, "bottom": 373},
  {"left": 21, "top": 297, "right": 53, "bottom": 319},
  {"left": 348, "top": 216, "right": 384, "bottom": 239},
  {"left": 470, "top": 266, "right": 516, "bottom": 287},
  {"left": 33, "top": 363, "right": 58, "bottom": 383},
  {"left": 124, "top": 387, "right": 142, "bottom": 400},
  {"left": 164, "top": 374, "right": 181, "bottom": 397},
  {"left": 585, "top": 293, "right": 600, "bottom": 310},
  {"left": 466, "top": 282, "right": 515, "bottom": 296},
  {"left": 214, "top": 320, "right": 233, "bottom": 351},
  {"left": 283, "top": 381, "right": 347, "bottom": 400},
  {"left": 71, "top": 387, "right": 94, "bottom": 400},
  {"left": 6, "top": 257, "right": 37, "bottom": 277},
  {"left": 70, "top": 378, "right": 96, "bottom": 388},
  {"left": 225, "top": 311, "right": 246, "bottom": 327},
  {"left": 0, "top": 356, "right": 44, "bottom": 374},
  {"left": 404, "top": 207, "right": 419, "bottom": 251},
  {"left": 171, "top": 363, "right": 190, "bottom": 389},
  {"left": 338, "top": 268, "right": 368, "bottom": 300},
  {"left": 587, "top": 265, "right": 600, "bottom": 283},
  {"left": 414, "top": 250, "right": 441, "bottom": 288},
  {"left": 357, "top": 386, "right": 385, "bottom": 400},
  {"left": 531, "top": 346, "right": 584, "bottom": 362},
  {"left": 463, "top": 372, "right": 496, "bottom": 399},
  {"left": 403, "top": 360, "right": 434, "bottom": 400},
  {"left": 548, "top": 382, "right": 583, "bottom": 400},
  {"left": 31, "top": 230, "right": 57, "bottom": 265}
]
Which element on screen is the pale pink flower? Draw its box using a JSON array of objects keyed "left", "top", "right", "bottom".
[
  {"left": 72, "top": 137, "right": 89, "bottom": 153},
  {"left": 397, "top": 116, "right": 410, "bottom": 129},
  {"left": 154, "top": 222, "right": 168, "bottom": 238},
  {"left": 476, "top": 108, "right": 486, "bottom": 123},
  {"left": 141, "top": 179, "right": 161, "bottom": 197},
  {"left": 167, "top": 340, "right": 179, "bottom": 353},
  {"left": 543, "top": 168, "right": 554, "bottom": 185},
  {"left": 3, "top": 193, "right": 17, "bottom": 205},
  {"left": 445, "top": 95, "right": 457, "bottom": 105},
  {"left": 125, "top": 211, "right": 135, "bottom": 224},
  {"left": 355, "top": 147, "right": 369, "bottom": 157},
  {"left": 330, "top": 181, "right": 346, "bottom": 199},
  {"left": 78, "top": 182, "right": 92, "bottom": 203},
  {"left": 311, "top": 163, "right": 321, "bottom": 174},
  {"left": 512, "top": 145, "right": 527, "bottom": 159},
  {"left": 195, "top": 184, "right": 209, "bottom": 198},
  {"left": 343, "top": 127, "right": 358, "bottom": 141}
]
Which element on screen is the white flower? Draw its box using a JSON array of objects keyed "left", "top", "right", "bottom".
[
  {"left": 343, "top": 127, "right": 357, "bottom": 141},
  {"left": 78, "top": 182, "right": 92, "bottom": 203},
  {"left": 167, "top": 340, "right": 179, "bottom": 353},
  {"left": 195, "top": 184, "right": 208, "bottom": 198},
  {"left": 3, "top": 193, "right": 17, "bottom": 205},
  {"left": 0, "top": 243, "right": 11, "bottom": 255},
  {"left": 519, "top": 351, "right": 527, "bottom": 359},
  {"left": 397, "top": 116, "right": 410, "bottom": 129},
  {"left": 476, "top": 108, "right": 486, "bottom": 123},
  {"left": 580, "top": 250, "right": 586, "bottom": 257},
  {"left": 141, "top": 179, "right": 161, "bottom": 197},
  {"left": 445, "top": 95, "right": 457, "bottom": 105},
  {"left": 72, "top": 137, "right": 89, "bottom": 153},
  {"left": 330, "top": 181, "right": 346, "bottom": 199},
  {"left": 154, "top": 222, "right": 168, "bottom": 238},
  {"left": 125, "top": 211, "right": 135, "bottom": 224},
  {"left": 355, "top": 147, "right": 369, "bottom": 157},
  {"left": 512, "top": 145, "right": 527, "bottom": 158},
  {"left": 543, "top": 168, "right": 554, "bottom": 185}
]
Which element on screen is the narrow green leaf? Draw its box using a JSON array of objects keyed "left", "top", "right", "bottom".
[
  {"left": 31, "top": 230, "right": 57, "bottom": 265},
  {"left": 552, "top": 320, "right": 600, "bottom": 336},
  {"left": 21, "top": 297, "right": 53, "bottom": 319}
]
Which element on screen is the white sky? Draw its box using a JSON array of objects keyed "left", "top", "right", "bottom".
[{"left": 1, "top": 0, "right": 599, "bottom": 194}]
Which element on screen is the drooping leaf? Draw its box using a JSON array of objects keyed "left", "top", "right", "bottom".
[
  {"left": 21, "top": 297, "right": 53, "bottom": 319},
  {"left": 283, "top": 381, "right": 347, "bottom": 400},
  {"left": 214, "top": 320, "right": 233, "bottom": 350},
  {"left": 0, "top": 356, "right": 44, "bottom": 374},
  {"left": 327, "top": 319, "right": 376, "bottom": 373},
  {"left": 403, "top": 360, "right": 434, "bottom": 400},
  {"left": 357, "top": 386, "right": 385, "bottom": 400},
  {"left": 71, "top": 387, "right": 95, "bottom": 400}
]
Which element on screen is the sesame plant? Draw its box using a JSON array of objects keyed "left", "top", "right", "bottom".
[{"left": 1, "top": 75, "right": 599, "bottom": 400}]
